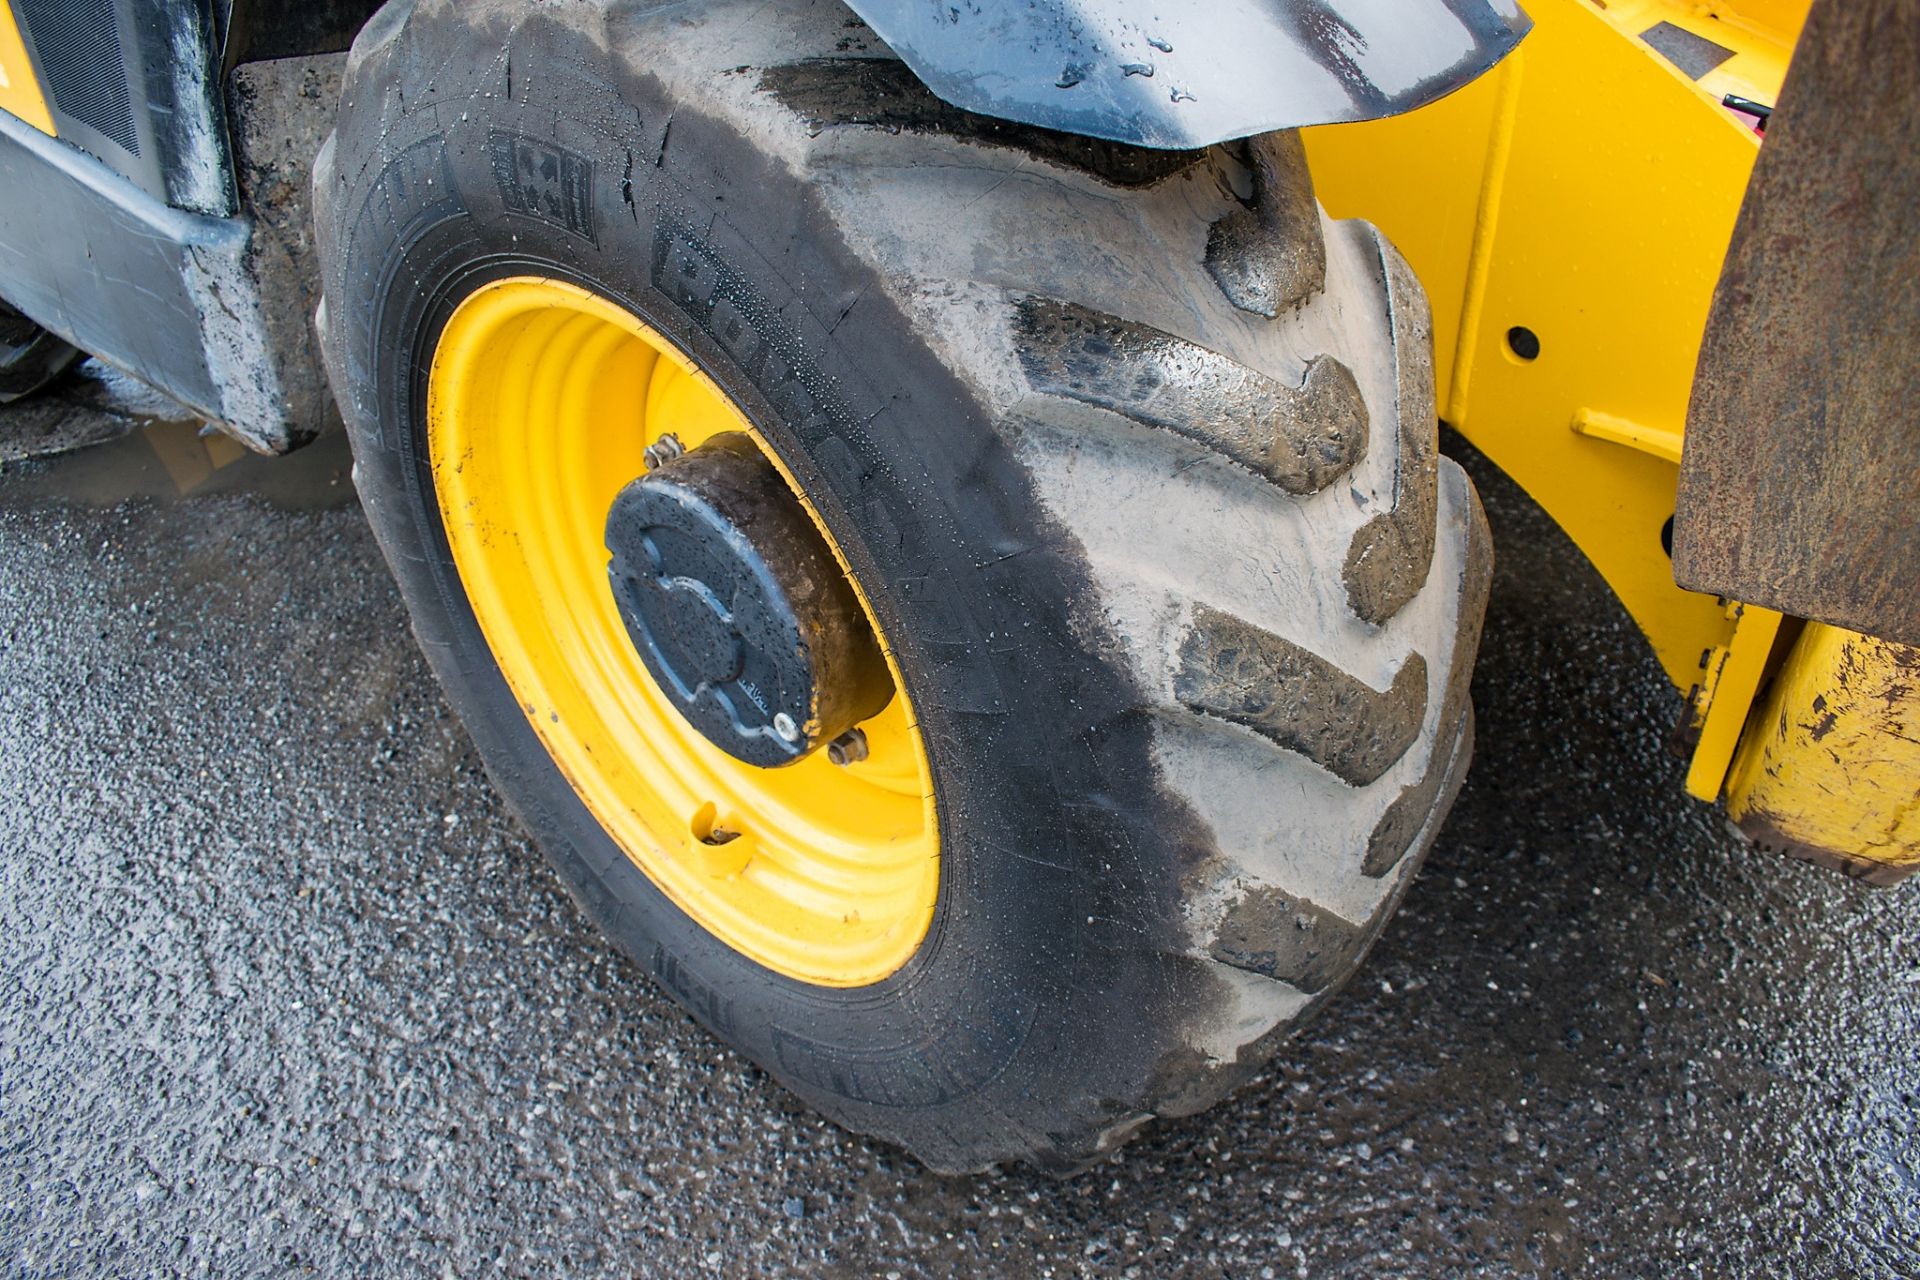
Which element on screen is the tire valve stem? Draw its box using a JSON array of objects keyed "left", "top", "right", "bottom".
[
  {"left": 642, "top": 432, "right": 686, "bottom": 471},
  {"left": 772, "top": 711, "right": 802, "bottom": 743},
  {"left": 826, "top": 727, "right": 869, "bottom": 767}
]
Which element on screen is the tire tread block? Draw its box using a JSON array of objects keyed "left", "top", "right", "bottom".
[
  {"left": 1204, "top": 132, "right": 1327, "bottom": 318},
  {"left": 1208, "top": 885, "right": 1364, "bottom": 992},
  {"left": 758, "top": 55, "right": 1204, "bottom": 189},
  {"left": 1175, "top": 603, "right": 1427, "bottom": 787},
  {"left": 1342, "top": 230, "right": 1439, "bottom": 625},
  {"left": 1014, "top": 297, "right": 1367, "bottom": 496},
  {"left": 1364, "top": 483, "right": 1491, "bottom": 876}
]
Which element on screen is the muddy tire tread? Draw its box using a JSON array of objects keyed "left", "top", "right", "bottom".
[{"left": 314, "top": 0, "right": 1489, "bottom": 1174}]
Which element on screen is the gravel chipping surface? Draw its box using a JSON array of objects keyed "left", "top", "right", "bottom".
[{"left": 0, "top": 371, "right": 1914, "bottom": 1277}]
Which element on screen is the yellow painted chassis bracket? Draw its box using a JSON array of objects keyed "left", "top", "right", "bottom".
[
  {"left": 1301, "top": 0, "right": 1920, "bottom": 878},
  {"left": 1683, "top": 603, "right": 1782, "bottom": 803},
  {"left": 0, "top": 2, "right": 54, "bottom": 136},
  {"left": 1305, "top": 0, "right": 1795, "bottom": 693},
  {"left": 1728, "top": 626, "right": 1920, "bottom": 885}
]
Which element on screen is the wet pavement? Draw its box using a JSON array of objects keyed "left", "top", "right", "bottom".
[{"left": 0, "top": 364, "right": 1915, "bottom": 1278}]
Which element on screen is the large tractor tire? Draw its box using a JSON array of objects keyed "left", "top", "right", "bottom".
[{"left": 314, "top": 0, "right": 1491, "bottom": 1173}]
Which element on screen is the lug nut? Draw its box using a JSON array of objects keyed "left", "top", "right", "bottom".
[
  {"left": 827, "top": 728, "right": 869, "bottom": 767},
  {"left": 642, "top": 432, "right": 686, "bottom": 471}
]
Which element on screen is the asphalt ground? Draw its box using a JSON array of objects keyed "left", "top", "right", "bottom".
[{"left": 1, "top": 363, "right": 1915, "bottom": 1278}]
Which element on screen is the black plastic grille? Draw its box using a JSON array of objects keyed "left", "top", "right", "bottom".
[{"left": 17, "top": 0, "right": 138, "bottom": 156}]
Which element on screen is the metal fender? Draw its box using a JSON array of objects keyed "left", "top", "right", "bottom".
[{"left": 842, "top": 0, "right": 1532, "bottom": 149}]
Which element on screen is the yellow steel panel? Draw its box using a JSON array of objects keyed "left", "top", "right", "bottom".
[
  {"left": 1303, "top": 0, "right": 1794, "bottom": 693},
  {"left": 1570, "top": 408, "right": 1683, "bottom": 466},
  {"left": 1727, "top": 625, "right": 1920, "bottom": 884},
  {"left": 1299, "top": 55, "right": 1501, "bottom": 424},
  {"left": 1682, "top": 602, "right": 1782, "bottom": 802},
  {"left": 1305, "top": 0, "right": 1920, "bottom": 871},
  {"left": 0, "top": 3, "right": 52, "bottom": 136},
  {"left": 1708, "top": 0, "right": 1816, "bottom": 42}
]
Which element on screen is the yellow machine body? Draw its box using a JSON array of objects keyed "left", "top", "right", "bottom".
[
  {"left": 1728, "top": 625, "right": 1920, "bottom": 885},
  {"left": 0, "top": 2, "right": 52, "bottom": 136},
  {"left": 1304, "top": 0, "right": 1798, "bottom": 692},
  {"left": 1304, "top": 0, "right": 1920, "bottom": 883}
]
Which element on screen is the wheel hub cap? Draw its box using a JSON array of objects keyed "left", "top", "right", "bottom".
[
  {"left": 424, "top": 276, "right": 938, "bottom": 986},
  {"left": 605, "top": 432, "right": 890, "bottom": 767}
]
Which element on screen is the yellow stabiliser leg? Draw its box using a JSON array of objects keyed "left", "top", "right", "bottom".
[{"left": 1726, "top": 625, "right": 1920, "bottom": 885}]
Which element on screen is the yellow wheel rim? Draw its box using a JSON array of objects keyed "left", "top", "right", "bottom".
[{"left": 427, "top": 277, "right": 938, "bottom": 986}]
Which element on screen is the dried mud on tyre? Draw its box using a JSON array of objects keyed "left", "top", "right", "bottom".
[{"left": 314, "top": 0, "right": 1491, "bottom": 1173}]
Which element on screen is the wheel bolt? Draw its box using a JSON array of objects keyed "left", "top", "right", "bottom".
[
  {"left": 827, "top": 727, "right": 869, "bottom": 767},
  {"left": 642, "top": 432, "right": 686, "bottom": 471}
]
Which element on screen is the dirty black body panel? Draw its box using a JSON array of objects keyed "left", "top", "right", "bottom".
[
  {"left": 0, "top": 0, "right": 349, "bottom": 452},
  {"left": 0, "top": 73, "right": 337, "bottom": 454},
  {"left": 0, "top": 110, "right": 242, "bottom": 430},
  {"left": 840, "top": 0, "right": 1532, "bottom": 148}
]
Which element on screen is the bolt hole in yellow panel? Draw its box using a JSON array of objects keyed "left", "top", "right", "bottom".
[
  {"left": 0, "top": 3, "right": 55, "bottom": 135},
  {"left": 1302, "top": 0, "right": 1803, "bottom": 694}
]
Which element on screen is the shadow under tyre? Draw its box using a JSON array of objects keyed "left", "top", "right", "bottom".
[
  {"left": 314, "top": 0, "right": 1491, "bottom": 1173},
  {"left": 0, "top": 300, "right": 80, "bottom": 404}
]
